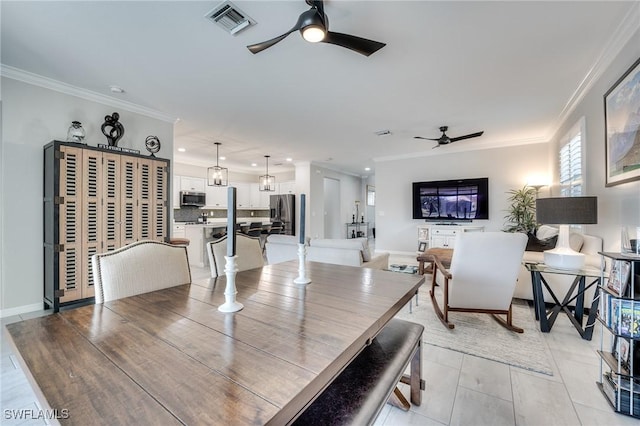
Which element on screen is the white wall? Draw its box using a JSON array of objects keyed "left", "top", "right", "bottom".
[
  {"left": 1, "top": 77, "right": 174, "bottom": 315},
  {"left": 308, "top": 164, "right": 363, "bottom": 239},
  {"left": 375, "top": 143, "right": 550, "bottom": 254},
  {"left": 548, "top": 26, "right": 640, "bottom": 251}
]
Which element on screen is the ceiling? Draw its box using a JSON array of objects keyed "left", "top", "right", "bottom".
[{"left": 2, "top": 1, "right": 637, "bottom": 177}]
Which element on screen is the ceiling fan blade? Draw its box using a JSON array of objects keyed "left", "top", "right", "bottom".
[
  {"left": 247, "top": 29, "right": 297, "bottom": 54},
  {"left": 449, "top": 131, "right": 484, "bottom": 143},
  {"left": 247, "top": 8, "right": 317, "bottom": 54},
  {"left": 322, "top": 31, "right": 386, "bottom": 56},
  {"left": 414, "top": 136, "right": 439, "bottom": 141}
]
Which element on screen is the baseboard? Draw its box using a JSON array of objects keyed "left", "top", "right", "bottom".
[{"left": 0, "top": 303, "right": 44, "bottom": 319}]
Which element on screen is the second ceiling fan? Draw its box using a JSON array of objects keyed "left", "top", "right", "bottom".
[
  {"left": 246, "top": 0, "right": 386, "bottom": 56},
  {"left": 414, "top": 126, "right": 485, "bottom": 148}
]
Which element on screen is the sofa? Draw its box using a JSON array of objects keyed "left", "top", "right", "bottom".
[
  {"left": 514, "top": 225, "right": 603, "bottom": 304},
  {"left": 265, "top": 235, "right": 390, "bottom": 270}
]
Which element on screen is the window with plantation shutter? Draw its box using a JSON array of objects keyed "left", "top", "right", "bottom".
[{"left": 559, "top": 118, "right": 585, "bottom": 197}]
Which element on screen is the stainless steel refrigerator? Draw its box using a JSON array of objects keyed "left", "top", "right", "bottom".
[{"left": 270, "top": 194, "right": 295, "bottom": 235}]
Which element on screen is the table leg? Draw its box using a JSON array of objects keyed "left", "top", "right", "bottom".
[
  {"left": 574, "top": 276, "right": 585, "bottom": 325},
  {"left": 581, "top": 282, "right": 600, "bottom": 341},
  {"left": 532, "top": 271, "right": 550, "bottom": 332},
  {"left": 530, "top": 268, "right": 539, "bottom": 320}
]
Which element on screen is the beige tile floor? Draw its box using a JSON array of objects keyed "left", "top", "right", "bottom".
[{"left": 1, "top": 255, "right": 638, "bottom": 425}]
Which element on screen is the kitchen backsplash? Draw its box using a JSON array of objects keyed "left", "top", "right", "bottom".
[{"left": 174, "top": 207, "right": 270, "bottom": 222}]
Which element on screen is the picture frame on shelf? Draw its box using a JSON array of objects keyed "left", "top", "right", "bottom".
[
  {"left": 607, "top": 260, "right": 631, "bottom": 296},
  {"left": 604, "top": 56, "right": 640, "bottom": 187},
  {"left": 613, "top": 336, "right": 631, "bottom": 368},
  {"left": 418, "top": 241, "right": 427, "bottom": 252}
]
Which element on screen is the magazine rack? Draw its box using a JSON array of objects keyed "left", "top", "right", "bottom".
[{"left": 597, "top": 252, "right": 639, "bottom": 418}]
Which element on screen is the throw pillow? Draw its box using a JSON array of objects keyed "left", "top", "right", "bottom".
[
  {"left": 526, "top": 233, "right": 558, "bottom": 252},
  {"left": 569, "top": 233, "right": 584, "bottom": 252},
  {"left": 536, "top": 225, "right": 559, "bottom": 240}
]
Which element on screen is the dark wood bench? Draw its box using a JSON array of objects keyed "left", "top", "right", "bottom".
[{"left": 292, "top": 318, "right": 425, "bottom": 425}]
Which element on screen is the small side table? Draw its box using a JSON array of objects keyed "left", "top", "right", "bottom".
[
  {"left": 417, "top": 248, "right": 453, "bottom": 275},
  {"left": 524, "top": 262, "right": 603, "bottom": 340}
]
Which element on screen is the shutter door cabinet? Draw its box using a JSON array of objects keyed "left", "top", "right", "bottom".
[{"left": 44, "top": 141, "right": 170, "bottom": 311}]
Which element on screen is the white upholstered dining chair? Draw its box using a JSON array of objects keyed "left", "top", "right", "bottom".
[
  {"left": 207, "top": 233, "right": 265, "bottom": 278},
  {"left": 429, "top": 231, "right": 528, "bottom": 333},
  {"left": 91, "top": 240, "right": 192, "bottom": 304}
]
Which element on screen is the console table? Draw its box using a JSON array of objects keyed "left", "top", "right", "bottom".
[
  {"left": 525, "top": 262, "right": 603, "bottom": 340},
  {"left": 416, "top": 224, "right": 484, "bottom": 253},
  {"left": 346, "top": 222, "right": 369, "bottom": 239}
]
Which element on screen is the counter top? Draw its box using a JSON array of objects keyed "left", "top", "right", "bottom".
[{"left": 176, "top": 220, "right": 272, "bottom": 227}]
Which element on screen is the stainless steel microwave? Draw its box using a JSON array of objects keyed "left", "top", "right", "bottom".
[{"left": 180, "top": 191, "right": 206, "bottom": 207}]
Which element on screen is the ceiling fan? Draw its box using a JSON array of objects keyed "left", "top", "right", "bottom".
[
  {"left": 414, "top": 126, "right": 484, "bottom": 148},
  {"left": 246, "top": 0, "right": 386, "bottom": 56}
]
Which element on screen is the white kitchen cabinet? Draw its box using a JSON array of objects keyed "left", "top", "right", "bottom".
[
  {"left": 235, "top": 183, "right": 251, "bottom": 208},
  {"left": 205, "top": 184, "right": 227, "bottom": 208},
  {"left": 250, "top": 183, "right": 270, "bottom": 209},
  {"left": 185, "top": 225, "right": 205, "bottom": 267},
  {"left": 172, "top": 223, "right": 186, "bottom": 238},
  {"left": 180, "top": 176, "right": 205, "bottom": 192},
  {"left": 279, "top": 181, "right": 295, "bottom": 194}
]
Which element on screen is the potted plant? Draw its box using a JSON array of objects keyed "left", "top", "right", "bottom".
[{"left": 503, "top": 185, "right": 537, "bottom": 234}]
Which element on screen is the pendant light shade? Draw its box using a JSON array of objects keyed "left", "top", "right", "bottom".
[
  {"left": 259, "top": 155, "right": 275, "bottom": 192},
  {"left": 208, "top": 142, "right": 228, "bottom": 187}
]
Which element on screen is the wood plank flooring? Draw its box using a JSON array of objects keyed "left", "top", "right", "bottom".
[{"left": 2, "top": 261, "right": 638, "bottom": 425}]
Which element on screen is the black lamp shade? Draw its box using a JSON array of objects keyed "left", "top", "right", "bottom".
[{"left": 536, "top": 196, "right": 598, "bottom": 225}]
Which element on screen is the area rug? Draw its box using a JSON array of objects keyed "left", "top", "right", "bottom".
[{"left": 396, "top": 287, "right": 554, "bottom": 376}]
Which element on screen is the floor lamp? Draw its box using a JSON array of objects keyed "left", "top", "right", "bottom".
[{"left": 536, "top": 196, "right": 598, "bottom": 270}]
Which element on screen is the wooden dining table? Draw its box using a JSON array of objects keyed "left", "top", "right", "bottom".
[{"left": 5, "top": 260, "right": 424, "bottom": 425}]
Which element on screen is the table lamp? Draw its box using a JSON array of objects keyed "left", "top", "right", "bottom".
[{"left": 536, "top": 196, "right": 597, "bottom": 270}]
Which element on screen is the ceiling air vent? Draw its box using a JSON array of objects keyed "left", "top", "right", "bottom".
[{"left": 205, "top": 1, "right": 256, "bottom": 36}]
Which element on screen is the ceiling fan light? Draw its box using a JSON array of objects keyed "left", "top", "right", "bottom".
[{"left": 302, "top": 25, "right": 325, "bottom": 42}]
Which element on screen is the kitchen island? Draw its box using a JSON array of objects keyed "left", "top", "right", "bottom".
[{"left": 181, "top": 220, "right": 272, "bottom": 267}]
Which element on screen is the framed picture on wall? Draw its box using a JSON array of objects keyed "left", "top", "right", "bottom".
[{"left": 604, "top": 56, "right": 640, "bottom": 187}]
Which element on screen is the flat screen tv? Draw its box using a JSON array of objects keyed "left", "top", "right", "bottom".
[{"left": 412, "top": 177, "right": 489, "bottom": 221}]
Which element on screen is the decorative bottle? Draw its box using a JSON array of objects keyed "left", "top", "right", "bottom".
[{"left": 67, "top": 121, "right": 86, "bottom": 143}]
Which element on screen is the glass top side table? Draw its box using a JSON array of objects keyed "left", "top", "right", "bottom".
[{"left": 524, "top": 262, "right": 606, "bottom": 340}]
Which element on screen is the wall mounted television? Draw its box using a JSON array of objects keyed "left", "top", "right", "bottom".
[{"left": 412, "top": 177, "right": 489, "bottom": 221}]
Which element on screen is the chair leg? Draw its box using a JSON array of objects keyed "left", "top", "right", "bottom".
[
  {"left": 491, "top": 304, "right": 524, "bottom": 333},
  {"left": 388, "top": 387, "right": 410, "bottom": 411},
  {"left": 430, "top": 276, "right": 455, "bottom": 330}
]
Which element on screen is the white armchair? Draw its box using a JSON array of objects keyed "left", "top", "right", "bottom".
[
  {"left": 92, "top": 240, "right": 191, "bottom": 304},
  {"left": 429, "top": 232, "right": 528, "bottom": 333}
]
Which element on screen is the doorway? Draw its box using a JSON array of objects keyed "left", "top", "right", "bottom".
[{"left": 323, "top": 177, "right": 342, "bottom": 239}]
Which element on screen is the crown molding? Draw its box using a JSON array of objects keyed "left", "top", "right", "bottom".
[
  {"left": 0, "top": 65, "right": 176, "bottom": 123},
  {"left": 550, "top": 2, "right": 640, "bottom": 139}
]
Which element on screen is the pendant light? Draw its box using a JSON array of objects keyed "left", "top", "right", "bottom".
[
  {"left": 207, "top": 142, "right": 228, "bottom": 186},
  {"left": 259, "top": 155, "right": 275, "bottom": 191}
]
